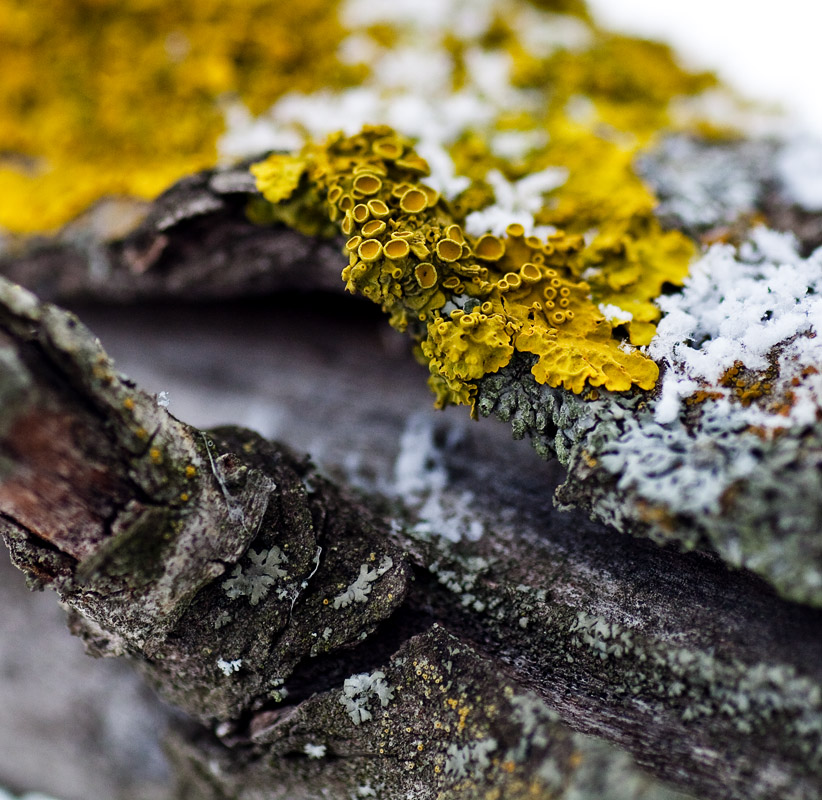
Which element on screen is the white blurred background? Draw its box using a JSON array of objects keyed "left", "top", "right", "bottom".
[{"left": 586, "top": 0, "right": 822, "bottom": 137}]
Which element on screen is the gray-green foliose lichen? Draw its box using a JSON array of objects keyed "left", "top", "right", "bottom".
[{"left": 477, "top": 345, "right": 822, "bottom": 609}]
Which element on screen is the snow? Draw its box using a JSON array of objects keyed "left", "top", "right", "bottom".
[
  {"left": 649, "top": 228, "right": 822, "bottom": 428},
  {"left": 391, "top": 414, "right": 485, "bottom": 542},
  {"left": 598, "top": 303, "right": 634, "bottom": 324},
  {"left": 218, "top": 0, "right": 543, "bottom": 204},
  {"left": 464, "top": 168, "right": 566, "bottom": 238}
]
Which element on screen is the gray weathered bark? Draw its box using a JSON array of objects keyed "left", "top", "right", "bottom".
[
  {"left": 4, "top": 137, "right": 822, "bottom": 611},
  {"left": 1, "top": 262, "right": 822, "bottom": 798}
]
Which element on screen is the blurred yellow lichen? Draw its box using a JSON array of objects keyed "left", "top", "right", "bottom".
[
  {"left": 249, "top": 155, "right": 308, "bottom": 204},
  {"left": 0, "top": 0, "right": 356, "bottom": 233}
]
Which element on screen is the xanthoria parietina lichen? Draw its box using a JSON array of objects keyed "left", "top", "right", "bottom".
[
  {"left": 252, "top": 127, "right": 680, "bottom": 408},
  {"left": 244, "top": 3, "right": 712, "bottom": 405},
  {"left": 2, "top": 0, "right": 716, "bottom": 405}
]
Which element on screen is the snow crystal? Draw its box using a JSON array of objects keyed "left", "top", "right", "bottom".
[
  {"left": 517, "top": 7, "right": 592, "bottom": 56},
  {"left": 464, "top": 168, "right": 566, "bottom": 237},
  {"left": 341, "top": 0, "right": 497, "bottom": 37},
  {"left": 393, "top": 413, "right": 449, "bottom": 497},
  {"left": 598, "top": 303, "right": 633, "bottom": 323},
  {"left": 649, "top": 228, "right": 822, "bottom": 428},
  {"left": 218, "top": 0, "right": 540, "bottom": 206}
]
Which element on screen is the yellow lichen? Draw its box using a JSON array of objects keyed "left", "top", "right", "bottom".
[
  {"left": 524, "top": 122, "right": 696, "bottom": 345},
  {"left": 423, "top": 311, "right": 515, "bottom": 383},
  {"left": 252, "top": 126, "right": 664, "bottom": 406},
  {"left": 249, "top": 155, "right": 308, "bottom": 204},
  {"left": 0, "top": 0, "right": 357, "bottom": 233},
  {"left": 8, "top": 0, "right": 724, "bottom": 408},
  {"left": 445, "top": 22, "right": 709, "bottom": 346}
]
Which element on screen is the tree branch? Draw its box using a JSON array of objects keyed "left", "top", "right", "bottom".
[{"left": 2, "top": 275, "right": 821, "bottom": 799}]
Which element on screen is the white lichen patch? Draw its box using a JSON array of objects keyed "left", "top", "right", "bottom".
[
  {"left": 303, "top": 742, "right": 327, "bottom": 759},
  {"left": 339, "top": 670, "right": 395, "bottom": 724},
  {"left": 504, "top": 692, "right": 560, "bottom": 768},
  {"left": 333, "top": 556, "right": 393, "bottom": 609},
  {"left": 567, "top": 610, "right": 822, "bottom": 748},
  {"left": 444, "top": 737, "right": 498, "bottom": 779},
  {"left": 598, "top": 412, "right": 760, "bottom": 516},
  {"left": 222, "top": 546, "right": 288, "bottom": 606},
  {"left": 216, "top": 658, "right": 242, "bottom": 676}
]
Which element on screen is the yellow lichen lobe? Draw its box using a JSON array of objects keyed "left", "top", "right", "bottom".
[
  {"left": 251, "top": 155, "right": 308, "bottom": 204},
  {"left": 423, "top": 311, "right": 514, "bottom": 383},
  {"left": 516, "top": 319, "right": 659, "bottom": 393}
]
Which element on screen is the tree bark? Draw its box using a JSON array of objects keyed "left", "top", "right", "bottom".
[
  {"left": 4, "top": 136, "right": 822, "bottom": 612},
  {"left": 1, "top": 262, "right": 822, "bottom": 799}
]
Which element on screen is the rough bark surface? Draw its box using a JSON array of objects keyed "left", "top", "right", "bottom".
[
  {"left": 3, "top": 138, "right": 822, "bottom": 612},
  {"left": 0, "top": 163, "right": 344, "bottom": 306},
  {"left": 1, "top": 264, "right": 822, "bottom": 799}
]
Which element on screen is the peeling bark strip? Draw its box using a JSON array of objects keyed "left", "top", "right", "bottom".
[
  {"left": 0, "top": 164, "right": 346, "bottom": 306},
  {"left": 2, "top": 277, "right": 822, "bottom": 799},
  {"left": 0, "top": 277, "right": 410, "bottom": 719}
]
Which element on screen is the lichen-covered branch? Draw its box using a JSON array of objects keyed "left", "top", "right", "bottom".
[
  {"left": 0, "top": 275, "right": 410, "bottom": 722},
  {"left": 4, "top": 135, "right": 822, "bottom": 615},
  {"left": 2, "top": 276, "right": 822, "bottom": 799}
]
